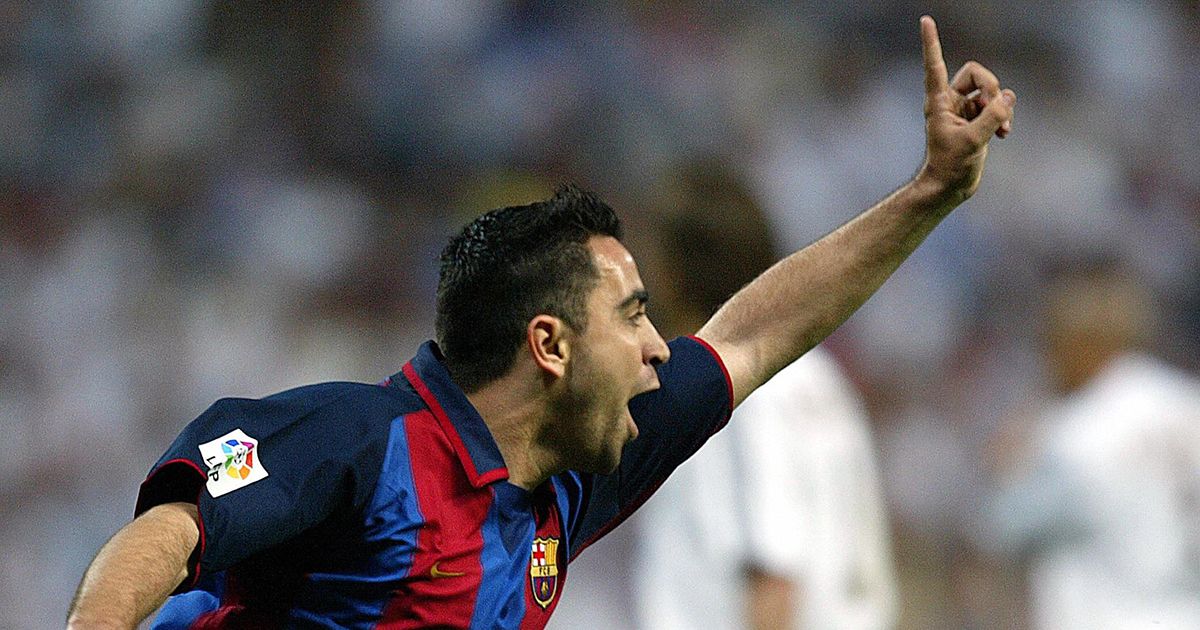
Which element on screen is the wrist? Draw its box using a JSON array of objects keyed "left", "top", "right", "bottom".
[{"left": 912, "top": 163, "right": 972, "bottom": 211}]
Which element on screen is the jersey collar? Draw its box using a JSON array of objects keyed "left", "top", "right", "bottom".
[{"left": 395, "top": 341, "right": 510, "bottom": 488}]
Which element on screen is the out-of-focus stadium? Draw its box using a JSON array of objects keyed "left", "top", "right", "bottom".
[{"left": 3, "top": 2, "right": 1198, "bottom": 628}]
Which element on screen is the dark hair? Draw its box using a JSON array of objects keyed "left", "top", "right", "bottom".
[{"left": 436, "top": 185, "right": 622, "bottom": 392}]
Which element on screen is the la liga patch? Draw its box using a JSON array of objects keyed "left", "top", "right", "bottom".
[{"left": 199, "top": 429, "right": 268, "bottom": 498}]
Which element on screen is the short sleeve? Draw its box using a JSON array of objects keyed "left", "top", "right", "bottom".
[
  {"left": 135, "top": 383, "right": 398, "bottom": 590},
  {"left": 569, "top": 336, "right": 733, "bottom": 558},
  {"left": 726, "top": 358, "right": 819, "bottom": 576}
]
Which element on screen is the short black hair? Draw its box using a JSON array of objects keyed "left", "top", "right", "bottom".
[{"left": 436, "top": 185, "right": 622, "bottom": 392}]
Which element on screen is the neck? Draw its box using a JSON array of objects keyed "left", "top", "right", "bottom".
[{"left": 465, "top": 374, "right": 563, "bottom": 490}]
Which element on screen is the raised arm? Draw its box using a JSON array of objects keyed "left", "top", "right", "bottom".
[
  {"left": 698, "top": 16, "right": 1016, "bottom": 406},
  {"left": 67, "top": 502, "right": 200, "bottom": 630}
]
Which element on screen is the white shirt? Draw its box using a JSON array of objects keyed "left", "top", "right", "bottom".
[
  {"left": 632, "top": 347, "right": 897, "bottom": 630},
  {"left": 985, "top": 353, "right": 1200, "bottom": 630}
]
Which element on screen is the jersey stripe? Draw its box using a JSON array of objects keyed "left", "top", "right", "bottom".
[
  {"left": 284, "top": 413, "right": 426, "bottom": 626},
  {"left": 377, "top": 410, "right": 494, "bottom": 627},
  {"left": 402, "top": 362, "right": 508, "bottom": 487},
  {"left": 468, "top": 499, "right": 525, "bottom": 628},
  {"left": 520, "top": 483, "right": 564, "bottom": 630}
]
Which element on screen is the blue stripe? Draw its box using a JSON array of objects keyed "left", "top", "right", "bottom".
[
  {"left": 553, "top": 473, "right": 584, "bottom": 559},
  {"left": 470, "top": 489, "right": 529, "bottom": 629},
  {"left": 293, "top": 414, "right": 425, "bottom": 627}
]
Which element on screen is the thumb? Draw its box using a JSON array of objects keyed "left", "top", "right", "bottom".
[{"left": 970, "top": 89, "right": 1016, "bottom": 142}]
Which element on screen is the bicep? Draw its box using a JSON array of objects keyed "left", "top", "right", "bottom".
[
  {"left": 69, "top": 502, "right": 201, "bottom": 628},
  {"left": 140, "top": 502, "right": 202, "bottom": 584}
]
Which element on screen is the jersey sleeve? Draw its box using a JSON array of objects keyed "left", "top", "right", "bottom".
[
  {"left": 568, "top": 335, "right": 733, "bottom": 559},
  {"left": 134, "top": 383, "right": 397, "bottom": 592}
]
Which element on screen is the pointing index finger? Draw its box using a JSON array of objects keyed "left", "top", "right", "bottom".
[{"left": 921, "top": 15, "right": 948, "bottom": 95}]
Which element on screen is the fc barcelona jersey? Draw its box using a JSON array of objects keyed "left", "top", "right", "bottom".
[{"left": 138, "top": 336, "right": 732, "bottom": 629}]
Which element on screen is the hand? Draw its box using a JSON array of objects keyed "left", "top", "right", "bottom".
[{"left": 917, "top": 15, "right": 1016, "bottom": 203}]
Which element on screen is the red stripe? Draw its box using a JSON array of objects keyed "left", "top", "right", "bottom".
[
  {"left": 402, "top": 362, "right": 508, "bottom": 488},
  {"left": 136, "top": 458, "right": 209, "bottom": 591},
  {"left": 377, "top": 411, "right": 493, "bottom": 627},
  {"left": 475, "top": 468, "right": 509, "bottom": 486}
]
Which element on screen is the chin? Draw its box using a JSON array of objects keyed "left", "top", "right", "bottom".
[
  {"left": 598, "top": 456, "right": 622, "bottom": 475},
  {"left": 580, "top": 446, "right": 623, "bottom": 475}
]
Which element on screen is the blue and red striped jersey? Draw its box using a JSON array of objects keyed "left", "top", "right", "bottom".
[{"left": 138, "top": 335, "right": 732, "bottom": 629}]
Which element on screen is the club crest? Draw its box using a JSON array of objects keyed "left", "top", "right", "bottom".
[{"left": 529, "top": 537, "right": 560, "bottom": 609}]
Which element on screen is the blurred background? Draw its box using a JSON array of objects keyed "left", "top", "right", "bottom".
[{"left": 2, "top": 1, "right": 1199, "bottom": 628}]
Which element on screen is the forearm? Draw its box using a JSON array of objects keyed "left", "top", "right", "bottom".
[
  {"left": 68, "top": 502, "right": 199, "bottom": 630},
  {"left": 698, "top": 17, "right": 1014, "bottom": 406},
  {"left": 699, "top": 173, "right": 958, "bottom": 404}
]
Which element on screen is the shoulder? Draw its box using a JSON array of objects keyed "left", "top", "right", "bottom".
[
  {"left": 652, "top": 336, "right": 732, "bottom": 400},
  {"left": 181, "top": 381, "right": 425, "bottom": 456},
  {"left": 627, "top": 336, "right": 733, "bottom": 433},
  {"left": 263, "top": 380, "right": 421, "bottom": 419},
  {"left": 207, "top": 380, "right": 418, "bottom": 421}
]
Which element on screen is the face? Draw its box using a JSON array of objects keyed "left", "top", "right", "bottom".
[{"left": 557, "top": 236, "right": 671, "bottom": 473}]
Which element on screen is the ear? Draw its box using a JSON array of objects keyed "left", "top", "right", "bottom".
[{"left": 527, "top": 314, "right": 570, "bottom": 379}]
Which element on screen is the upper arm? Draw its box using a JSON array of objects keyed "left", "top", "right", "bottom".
[
  {"left": 138, "top": 502, "right": 202, "bottom": 585},
  {"left": 68, "top": 502, "right": 202, "bottom": 628}
]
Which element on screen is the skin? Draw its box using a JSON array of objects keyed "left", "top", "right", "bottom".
[
  {"left": 68, "top": 16, "right": 1015, "bottom": 628},
  {"left": 477, "top": 235, "right": 670, "bottom": 486},
  {"left": 701, "top": 16, "right": 1014, "bottom": 407},
  {"left": 745, "top": 567, "right": 796, "bottom": 630},
  {"left": 67, "top": 503, "right": 199, "bottom": 630},
  {"left": 557, "top": 236, "right": 671, "bottom": 472},
  {"left": 1044, "top": 272, "right": 1147, "bottom": 394}
]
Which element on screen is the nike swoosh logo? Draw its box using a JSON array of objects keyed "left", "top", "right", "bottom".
[{"left": 430, "top": 562, "right": 466, "bottom": 578}]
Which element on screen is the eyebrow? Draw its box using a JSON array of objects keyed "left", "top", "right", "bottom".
[{"left": 617, "top": 289, "right": 650, "bottom": 312}]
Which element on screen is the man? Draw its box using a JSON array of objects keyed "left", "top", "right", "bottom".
[
  {"left": 632, "top": 162, "right": 896, "bottom": 630},
  {"left": 981, "top": 264, "right": 1200, "bottom": 629},
  {"left": 68, "top": 17, "right": 1015, "bottom": 629}
]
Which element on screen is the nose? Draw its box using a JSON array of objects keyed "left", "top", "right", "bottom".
[{"left": 644, "top": 320, "right": 671, "bottom": 367}]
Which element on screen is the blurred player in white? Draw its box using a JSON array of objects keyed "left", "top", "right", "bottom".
[
  {"left": 981, "top": 262, "right": 1200, "bottom": 629},
  {"left": 632, "top": 162, "right": 897, "bottom": 630}
]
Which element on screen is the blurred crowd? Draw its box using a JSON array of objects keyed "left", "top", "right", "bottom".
[{"left": 2, "top": 1, "right": 1198, "bottom": 628}]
